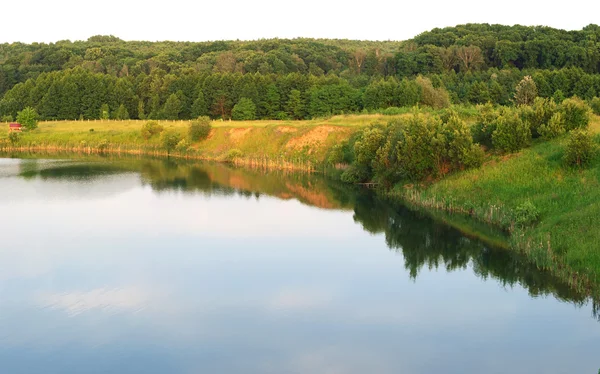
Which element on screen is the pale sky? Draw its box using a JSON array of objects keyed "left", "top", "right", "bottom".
[{"left": 2, "top": 0, "right": 600, "bottom": 43}]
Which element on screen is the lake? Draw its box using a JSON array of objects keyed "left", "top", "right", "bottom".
[{"left": 0, "top": 156, "right": 598, "bottom": 374}]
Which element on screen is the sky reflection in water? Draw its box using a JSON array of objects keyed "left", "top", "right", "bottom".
[{"left": 0, "top": 157, "right": 598, "bottom": 374}]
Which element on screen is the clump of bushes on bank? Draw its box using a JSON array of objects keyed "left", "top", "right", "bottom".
[
  {"left": 189, "top": 116, "right": 212, "bottom": 141},
  {"left": 141, "top": 121, "right": 164, "bottom": 140},
  {"left": 338, "top": 109, "right": 483, "bottom": 185}
]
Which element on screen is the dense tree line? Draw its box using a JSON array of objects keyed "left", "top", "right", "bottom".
[{"left": 1, "top": 24, "right": 600, "bottom": 120}]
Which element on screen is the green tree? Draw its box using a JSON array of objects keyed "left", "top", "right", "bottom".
[
  {"left": 514, "top": 76, "right": 537, "bottom": 106},
  {"left": 191, "top": 91, "right": 208, "bottom": 118},
  {"left": 138, "top": 100, "right": 146, "bottom": 120},
  {"left": 115, "top": 104, "right": 130, "bottom": 120},
  {"left": 16, "top": 107, "right": 39, "bottom": 130},
  {"left": 141, "top": 121, "right": 164, "bottom": 140},
  {"left": 286, "top": 89, "right": 304, "bottom": 119},
  {"left": 163, "top": 93, "right": 182, "bottom": 120},
  {"left": 560, "top": 97, "right": 591, "bottom": 131},
  {"left": 100, "top": 104, "right": 110, "bottom": 120},
  {"left": 231, "top": 98, "right": 257, "bottom": 120}
]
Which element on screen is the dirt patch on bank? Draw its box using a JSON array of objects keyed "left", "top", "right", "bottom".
[
  {"left": 229, "top": 128, "right": 252, "bottom": 143},
  {"left": 286, "top": 126, "right": 340, "bottom": 150},
  {"left": 276, "top": 126, "right": 298, "bottom": 134}
]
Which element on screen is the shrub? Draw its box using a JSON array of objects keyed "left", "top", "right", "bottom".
[
  {"left": 1, "top": 115, "right": 13, "bottom": 122},
  {"left": 397, "top": 113, "right": 445, "bottom": 179},
  {"left": 514, "top": 200, "right": 540, "bottom": 227},
  {"left": 471, "top": 102, "right": 498, "bottom": 146},
  {"left": 161, "top": 130, "right": 182, "bottom": 154},
  {"left": 141, "top": 121, "right": 164, "bottom": 140},
  {"left": 492, "top": 110, "right": 531, "bottom": 153},
  {"left": 443, "top": 113, "right": 483, "bottom": 169},
  {"left": 8, "top": 131, "right": 20, "bottom": 145},
  {"left": 521, "top": 97, "right": 558, "bottom": 137},
  {"left": 231, "top": 98, "right": 256, "bottom": 120},
  {"left": 340, "top": 165, "right": 370, "bottom": 183},
  {"left": 89, "top": 128, "right": 94, "bottom": 132},
  {"left": 327, "top": 144, "right": 346, "bottom": 164},
  {"left": 590, "top": 97, "right": 600, "bottom": 115},
  {"left": 16, "top": 107, "right": 39, "bottom": 130},
  {"left": 175, "top": 139, "right": 190, "bottom": 152},
  {"left": 189, "top": 116, "right": 212, "bottom": 141},
  {"left": 560, "top": 97, "right": 591, "bottom": 131},
  {"left": 538, "top": 112, "right": 566, "bottom": 140},
  {"left": 225, "top": 148, "right": 244, "bottom": 161},
  {"left": 564, "top": 130, "right": 597, "bottom": 168},
  {"left": 98, "top": 139, "right": 109, "bottom": 152}
]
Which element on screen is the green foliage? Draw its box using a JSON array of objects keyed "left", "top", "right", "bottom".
[
  {"left": 224, "top": 148, "right": 244, "bottom": 161},
  {"left": 231, "top": 98, "right": 257, "bottom": 120},
  {"left": 188, "top": 116, "right": 212, "bottom": 141},
  {"left": 115, "top": 104, "right": 130, "bottom": 120},
  {"left": 98, "top": 139, "right": 109, "bottom": 152},
  {"left": 141, "top": 121, "right": 164, "bottom": 140},
  {"left": 191, "top": 91, "right": 208, "bottom": 118},
  {"left": 397, "top": 113, "right": 446, "bottom": 180},
  {"left": 100, "top": 104, "right": 110, "bottom": 120},
  {"left": 564, "top": 130, "right": 597, "bottom": 168},
  {"left": 163, "top": 93, "right": 182, "bottom": 120},
  {"left": 1, "top": 115, "right": 13, "bottom": 122},
  {"left": 415, "top": 76, "right": 450, "bottom": 109},
  {"left": 176, "top": 139, "right": 190, "bottom": 152},
  {"left": 340, "top": 165, "right": 370, "bottom": 183},
  {"left": 514, "top": 76, "right": 537, "bottom": 106},
  {"left": 160, "top": 129, "right": 182, "bottom": 153},
  {"left": 286, "top": 90, "right": 305, "bottom": 119},
  {"left": 492, "top": 110, "right": 531, "bottom": 153},
  {"left": 471, "top": 102, "right": 498, "bottom": 146},
  {"left": 538, "top": 112, "right": 566, "bottom": 140},
  {"left": 522, "top": 97, "right": 558, "bottom": 137},
  {"left": 327, "top": 144, "right": 346, "bottom": 165},
  {"left": 443, "top": 112, "right": 484, "bottom": 169},
  {"left": 514, "top": 200, "right": 540, "bottom": 227},
  {"left": 590, "top": 97, "right": 600, "bottom": 115},
  {"left": 8, "top": 131, "right": 20, "bottom": 145},
  {"left": 560, "top": 97, "right": 591, "bottom": 131},
  {"left": 16, "top": 107, "right": 39, "bottom": 130}
]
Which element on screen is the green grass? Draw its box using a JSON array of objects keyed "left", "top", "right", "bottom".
[{"left": 396, "top": 116, "right": 600, "bottom": 292}]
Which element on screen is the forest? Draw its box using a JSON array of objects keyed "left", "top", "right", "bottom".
[{"left": 1, "top": 24, "right": 600, "bottom": 121}]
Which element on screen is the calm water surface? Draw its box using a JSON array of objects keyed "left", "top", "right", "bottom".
[{"left": 0, "top": 157, "right": 598, "bottom": 374}]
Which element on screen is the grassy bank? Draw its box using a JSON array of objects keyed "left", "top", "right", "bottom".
[
  {"left": 0, "top": 115, "right": 391, "bottom": 170},
  {"left": 394, "top": 114, "right": 600, "bottom": 294}
]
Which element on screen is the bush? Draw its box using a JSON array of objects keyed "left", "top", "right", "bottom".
[
  {"left": 161, "top": 130, "right": 182, "bottom": 154},
  {"left": 521, "top": 97, "right": 558, "bottom": 137},
  {"left": 340, "top": 165, "right": 370, "bottom": 183},
  {"left": 564, "top": 130, "right": 597, "bottom": 168},
  {"left": 560, "top": 97, "right": 591, "bottom": 131},
  {"left": 189, "top": 116, "right": 212, "bottom": 141},
  {"left": 327, "top": 144, "right": 346, "bottom": 164},
  {"left": 231, "top": 98, "right": 256, "bottom": 120},
  {"left": 443, "top": 112, "right": 483, "bottom": 169},
  {"left": 98, "top": 139, "right": 109, "bottom": 152},
  {"left": 16, "top": 107, "right": 39, "bottom": 130},
  {"left": 538, "top": 112, "right": 566, "bottom": 140},
  {"left": 1, "top": 115, "right": 13, "bottom": 122},
  {"left": 514, "top": 200, "right": 540, "bottom": 227},
  {"left": 492, "top": 110, "right": 531, "bottom": 153},
  {"left": 225, "top": 148, "right": 243, "bottom": 161},
  {"left": 141, "top": 121, "right": 164, "bottom": 140},
  {"left": 175, "top": 139, "right": 190, "bottom": 152},
  {"left": 590, "top": 97, "right": 600, "bottom": 115},
  {"left": 471, "top": 103, "right": 498, "bottom": 146},
  {"left": 8, "top": 131, "right": 20, "bottom": 145}
]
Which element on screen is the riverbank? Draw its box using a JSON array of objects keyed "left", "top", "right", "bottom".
[
  {"left": 393, "top": 127, "right": 600, "bottom": 296},
  {"left": 2, "top": 113, "right": 600, "bottom": 298}
]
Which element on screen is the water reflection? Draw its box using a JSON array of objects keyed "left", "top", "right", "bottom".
[{"left": 8, "top": 155, "right": 598, "bottom": 316}]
